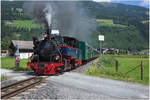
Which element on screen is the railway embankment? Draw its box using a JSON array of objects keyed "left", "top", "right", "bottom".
[{"left": 72, "top": 58, "right": 98, "bottom": 73}]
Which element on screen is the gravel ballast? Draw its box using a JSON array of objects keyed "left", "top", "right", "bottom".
[
  {"left": 72, "top": 58, "right": 98, "bottom": 73},
  {"left": 20, "top": 81, "right": 59, "bottom": 99}
]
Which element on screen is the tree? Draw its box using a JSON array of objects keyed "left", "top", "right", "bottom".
[{"left": 1, "top": 36, "right": 11, "bottom": 50}]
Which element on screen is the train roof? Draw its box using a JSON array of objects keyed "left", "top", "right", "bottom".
[
  {"left": 63, "top": 36, "right": 79, "bottom": 42},
  {"left": 63, "top": 36, "right": 97, "bottom": 51}
]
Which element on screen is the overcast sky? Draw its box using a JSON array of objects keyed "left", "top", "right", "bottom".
[
  {"left": 7, "top": 0, "right": 149, "bottom": 8},
  {"left": 93, "top": 0, "right": 149, "bottom": 8}
]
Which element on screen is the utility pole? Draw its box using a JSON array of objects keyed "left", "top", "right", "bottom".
[{"left": 98, "top": 35, "right": 104, "bottom": 68}]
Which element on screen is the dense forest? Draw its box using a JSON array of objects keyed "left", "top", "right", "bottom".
[{"left": 1, "top": 1, "right": 149, "bottom": 51}]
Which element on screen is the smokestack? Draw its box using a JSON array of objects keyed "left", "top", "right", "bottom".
[
  {"left": 46, "top": 28, "right": 51, "bottom": 35},
  {"left": 46, "top": 24, "right": 52, "bottom": 36}
]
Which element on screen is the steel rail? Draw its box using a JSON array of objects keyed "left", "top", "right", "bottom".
[{"left": 1, "top": 77, "right": 43, "bottom": 99}]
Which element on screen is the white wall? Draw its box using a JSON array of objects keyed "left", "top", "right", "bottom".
[
  {"left": 20, "top": 53, "right": 33, "bottom": 59},
  {"left": 1, "top": 53, "right": 8, "bottom": 57}
]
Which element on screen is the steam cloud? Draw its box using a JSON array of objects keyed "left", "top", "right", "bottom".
[
  {"left": 43, "top": 5, "right": 52, "bottom": 27},
  {"left": 23, "top": 1, "right": 98, "bottom": 45},
  {"left": 23, "top": 2, "right": 54, "bottom": 28}
]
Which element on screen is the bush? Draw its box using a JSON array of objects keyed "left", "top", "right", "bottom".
[{"left": 102, "top": 55, "right": 116, "bottom": 67}]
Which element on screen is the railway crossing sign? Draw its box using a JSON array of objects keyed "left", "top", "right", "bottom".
[
  {"left": 98, "top": 35, "right": 104, "bottom": 68},
  {"left": 99, "top": 35, "right": 104, "bottom": 41},
  {"left": 98, "top": 35, "right": 104, "bottom": 53}
]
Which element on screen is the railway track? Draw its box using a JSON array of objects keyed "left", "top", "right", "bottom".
[{"left": 1, "top": 76, "right": 46, "bottom": 99}]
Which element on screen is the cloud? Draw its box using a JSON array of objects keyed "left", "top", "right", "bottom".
[
  {"left": 93, "top": 0, "right": 149, "bottom": 7},
  {"left": 141, "top": 0, "right": 149, "bottom": 6},
  {"left": 92, "top": 0, "right": 111, "bottom": 2}
]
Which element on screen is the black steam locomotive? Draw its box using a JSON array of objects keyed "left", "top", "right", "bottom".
[
  {"left": 27, "top": 27, "right": 98, "bottom": 75},
  {"left": 31, "top": 29, "right": 63, "bottom": 63}
]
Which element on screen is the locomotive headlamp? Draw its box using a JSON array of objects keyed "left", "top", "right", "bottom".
[{"left": 56, "top": 55, "right": 60, "bottom": 60}]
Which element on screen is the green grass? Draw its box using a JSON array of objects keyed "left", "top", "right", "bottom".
[
  {"left": 86, "top": 55, "right": 149, "bottom": 85},
  {"left": 96, "top": 19, "right": 113, "bottom": 24},
  {"left": 1, "top": 75, "right": 8, "bottom": 81},
  {"left": 99, "top": 23, "right": 127, "bottom": 28},
  {"left": 141, "top": 49, "right": 149, "bottom": 52},
  {"left": 142, "top": 20, "right": 149, "bottom": 24},
  {"left": 5, "top": 20, "right": 44, "bottom": 31},
  {"left": 96, "top": 19, "right": 127, "bottom": 28},
  {"left": 105, "top": 54, "right": 149, "bottom": 58},
  {"left": 1, "top": 57, "right": 30, "bottom": 71}
]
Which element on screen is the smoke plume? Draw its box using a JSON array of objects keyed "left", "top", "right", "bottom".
[
  {"left": 23, "top": 1, "right": 98, "bottom": 45},
  {"left": 23, "top": 2, "right": 53, "bottom": 28},
  {"left": 43, "top": 5, "right": 52, "bottom": 27}
]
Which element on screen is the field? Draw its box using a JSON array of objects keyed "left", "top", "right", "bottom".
[
  {"left": 141, "top": 20, "right": 149, "bottom": 24},
  {"left": 1, "top": 75, "right": 8, "bottom": 81},
  {"left": 96, "top": 19, "right": 127, "bottom": 28},
  {"left": 86, "top": 55, "right": 149, "bottom": 85},
  {"left": 1, "top": 57, "right": 30, "bottom": 71},
  {"left": 141, "top": 49, "right": 149, "bottom": 52},
  {"left": 5, "top": 20, "right": 44, "bottom": 31},
  {"left": 96, "top": 19, "right": 114, "bottom": 24}
]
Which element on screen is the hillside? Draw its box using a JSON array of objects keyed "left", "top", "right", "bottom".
[
  {"left": 82, "top": 2, "right": 149, "bottom": 50},
  {"left": 1, "top": 1, "right": 149, "bottom": 51}
]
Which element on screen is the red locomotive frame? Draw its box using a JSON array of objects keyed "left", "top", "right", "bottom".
[{"left": 27, "top": 62, "right": 64, "bottom": 75}]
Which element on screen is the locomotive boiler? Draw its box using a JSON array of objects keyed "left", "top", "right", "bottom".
[{"left": 31, "top": 28, "right": 63, "bottom": 63}]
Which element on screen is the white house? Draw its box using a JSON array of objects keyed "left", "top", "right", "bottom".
[{"left": 9, "top": 40, "right": 34, "bottom": 59}]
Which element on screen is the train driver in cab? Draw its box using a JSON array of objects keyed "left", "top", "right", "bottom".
[{"left": 43, "top": 32, "right": 48, "bottom": 39}]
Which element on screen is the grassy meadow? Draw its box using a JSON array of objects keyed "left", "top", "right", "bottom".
[
  {"left": 96, "top": 19, "right": 114, "bottom": 24},
  {"left": 5, "top": 20, "right": 44, "bottom": 31},
  {"left": 96, "top": 19, "right": 127, "bottom": 28},
  {"left": 86, "top": 55, "right": 149, "bottom": 85},
  {"left": 1, "top": 57, "right": 30, "bottom": 71}
]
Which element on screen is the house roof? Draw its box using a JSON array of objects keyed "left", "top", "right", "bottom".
[{"left": 11, "top": 40, "right": 33, "bottom": 49}]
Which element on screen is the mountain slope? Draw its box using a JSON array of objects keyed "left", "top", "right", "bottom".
[
  {"left": 82, "top": 2, "right": 149, "bottom": 50},
  {"left": 1, "top": 1, "right": 149, "bottom": 50}
]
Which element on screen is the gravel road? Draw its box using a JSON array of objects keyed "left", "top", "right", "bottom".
[
  {"left": 0, "top": 68, "right": 34, "bottom": 88},
  {"left": 45, "top": 72, "right": 149, "bottom": 99},
  {"left": 19, "top": 59, "right": 149, "bottom": 99}
]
